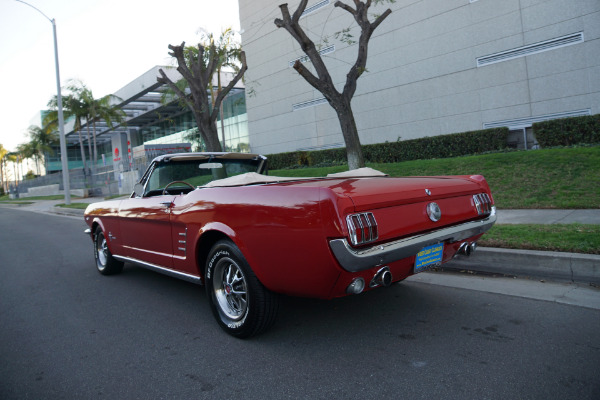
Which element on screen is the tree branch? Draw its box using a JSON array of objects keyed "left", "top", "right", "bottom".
[
  {"left": 167, "top": 43, "right": 195, "bottom": 85},
  {"left": 210, "top": 51, "right": 248, "bottom": 123},
  {"left": 275, "top": 2, "right": 337, "bottom": 90},
  {"left": 370, "top": 8, "right": 392, "bottom": 32},
  {"left": 157, "top": 68, "right": 195, "bottom": 113},
  {"left": 334, "top": 1, "right": 356, "bottom": 16}
]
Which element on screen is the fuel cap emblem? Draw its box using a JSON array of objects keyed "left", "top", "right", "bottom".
[{"left": 427, "top": 202, "right": 442, "bottom": 222}]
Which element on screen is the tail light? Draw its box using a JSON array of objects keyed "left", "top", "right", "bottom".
[
  {"left": 346, "top": 212, "right": 378, "bottom": 246},
  {"left": 473, "top": 193, "right": 492, "bottom": 215}
]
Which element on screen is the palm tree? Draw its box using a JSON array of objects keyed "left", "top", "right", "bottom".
[
  {"left": 26, "top": 125, "right": 58, "bottom": 174},
  {"left": 0, "top": 144, "right": 8, "bottom": 193},
  {"left": 46, "top": 88, "right": 88, "bottom": 173},
  {"left": 80, "top": 86, "right": 126, "bottom": 167},
  {"left": 16, "top": 143, "right": 34, "bottom": 177},
  {"left": 5, "top": 153, "right": 18, "bottom": 192},
  {"left": 209, "top": 28, "right": 243, "bottom": 149},
  {"left": 48, "top": 80, "right": 126, "bottom": 173}
]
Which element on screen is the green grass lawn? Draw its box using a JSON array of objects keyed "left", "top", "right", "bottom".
[
  {"left": 479, "top": 224, "right": 600, "bottom": 254},
  {"left": 271, "top": 147, "right": 600, "bottom": 209},
  {"left": 0, "top": 194, "right": 81, "bottom": 201}
]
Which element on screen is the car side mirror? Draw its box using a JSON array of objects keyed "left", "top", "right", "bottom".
[{"left": 133, "top": 183, "right": 145, "bottom": 198}]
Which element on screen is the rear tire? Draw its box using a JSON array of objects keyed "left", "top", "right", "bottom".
[
  {"left": 94, "top": 226, "right": 124, "bottom": 275},
  {"left": 205, "top": 240, "right": 278, "bottom": 338}
]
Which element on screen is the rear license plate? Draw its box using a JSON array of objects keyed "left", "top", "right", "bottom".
[{"left": 414, "top": 243, "right": 444, "bottom": 273}]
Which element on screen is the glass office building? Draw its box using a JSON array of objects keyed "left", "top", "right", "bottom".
[{"left": 46, "top": 67, "right": 249, "bottom": 173}]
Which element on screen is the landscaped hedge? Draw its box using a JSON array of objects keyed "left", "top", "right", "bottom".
[
  {"left": 534, "top": 114, "right": 600, "bottom": 147},
  {"left": 266, "top": 127, "right": 509, "bottom": 170}
]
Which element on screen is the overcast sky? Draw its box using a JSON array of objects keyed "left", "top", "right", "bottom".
[{"left": 0, "top": 0, "right": 241, "bottom": 152}]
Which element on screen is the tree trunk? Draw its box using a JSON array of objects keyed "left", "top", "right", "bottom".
[
  {"left": 86, "top": 124, "right": 93, "bottom": 168},
  {"left": 331, "top": 98, "right": 364, "bottom": 170},
  {"left": 76, "top": 129, "right": 89, "bottom": 188},
  {"left": 92, "top": 121, "right": 99, "bottom": 166},
  {"left": 196, "top": 113, "right": 222, "bottom": 152},
  {"left": 76, "top": 130, "right": 87, "bottom": 169},
  {"left": 86, "top": 124, "right": 97, "bottom": 187},
  {"left": 0, "top": 160, "right": 4, "bottom": 192}
]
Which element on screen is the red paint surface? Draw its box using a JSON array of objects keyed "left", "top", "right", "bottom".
[{"left": 85, "top": 175, "right": 494, "bottom": 299}]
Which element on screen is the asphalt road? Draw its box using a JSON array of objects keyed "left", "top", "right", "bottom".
[{"left": 1, "top": 207, "right": 599, "bottom": 399}]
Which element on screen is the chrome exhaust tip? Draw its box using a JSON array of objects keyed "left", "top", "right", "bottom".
[
  {"left": 370, "top": 266, "right": 392, "bottom": 288},
  {"left": 457, "top": 242, "right": 477, "bottom": 257}
]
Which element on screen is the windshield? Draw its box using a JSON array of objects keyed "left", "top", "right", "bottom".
[{"left": 144, "top": 157, "right": 263, "bottom": 196}]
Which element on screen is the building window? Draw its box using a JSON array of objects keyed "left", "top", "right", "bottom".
[
  {"left": 477, "top": 32, "right": 584, "bottom": 67},
  {"left": 289, "top": 45, "right": 335, "bottom": 67},
  {"left": 301, "top": 0, "right": 330, "bottom": 17},
  {"left": 292, "top": 97, "right": 327, "bottom": 111}
]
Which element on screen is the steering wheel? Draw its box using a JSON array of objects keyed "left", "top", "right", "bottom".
[{"left": 162, "top": 181, "right": 195, "bottom": 195}]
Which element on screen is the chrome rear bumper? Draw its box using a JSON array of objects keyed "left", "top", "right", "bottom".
[{"left": 329, "top": 207, "right": 497, "bottom": 272}]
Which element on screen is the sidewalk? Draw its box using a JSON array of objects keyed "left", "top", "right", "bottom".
[
  {"left": 496, "top": 209, "right": 600, "bottom": 225},
  {"left": 0, "top": 196, "right": 108, "bottom": 217},
  {"left": 2, "top": 199, "right": 599, "bottom": 285},
  {"left": 449, "top": 209, "right": 600, "bottom": 285}
]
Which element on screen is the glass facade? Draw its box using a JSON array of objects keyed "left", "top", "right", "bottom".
[
  {"left": 46, "top": 89, "right": 249, "bottom": 173},
  {"left": 144, "top": 91, "right": 249, "bottom": 153}
]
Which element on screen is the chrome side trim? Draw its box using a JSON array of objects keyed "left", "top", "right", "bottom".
[
  {"left": 112, "top": 255, "right": 202, "bottom": 284},
  {"left": 329, "top": 207, "right": 497, "bottom": 272}
]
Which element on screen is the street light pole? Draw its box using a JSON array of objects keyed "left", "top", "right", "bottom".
[{"left": 16, "top": 0, "right": 71, "bottom": 204}]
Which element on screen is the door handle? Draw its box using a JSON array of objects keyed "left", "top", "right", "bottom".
[{"left": 160, "top": 201, "right": 173, "bottom": 208}]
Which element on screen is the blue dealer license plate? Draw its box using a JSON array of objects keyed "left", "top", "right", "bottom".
[{"left": 414, "top": 243, "right": 444, "bottom": 273}]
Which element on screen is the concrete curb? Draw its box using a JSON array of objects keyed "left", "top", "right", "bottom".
[
  {"left": 446, "top": 247, "right": 600, "bottom": 285},
  {"left": 0, "top": 202, "right": 32, "bottom": 207}
]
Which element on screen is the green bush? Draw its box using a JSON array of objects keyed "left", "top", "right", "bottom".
[
  {"left": 534, "top": 114, "right": 600, "bottom": 147},
  {"left": 266, "top": 127, "right": 509, "bottom": 170}
]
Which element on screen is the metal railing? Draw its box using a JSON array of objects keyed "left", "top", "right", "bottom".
[{"left": 12, "top": 156, "right": 154, "bottom": 199}]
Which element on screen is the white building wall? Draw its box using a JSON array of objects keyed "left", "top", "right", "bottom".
[{"left": 239, "top": 0, "right": 600, "bottom": 155}]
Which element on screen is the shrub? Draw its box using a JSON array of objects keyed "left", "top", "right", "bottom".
[
  {"left": 266, "top": 127, "right": 509, "bottom": 169},
  {"left": 534, "top": 114, "right": 600, "bottom": 147}
]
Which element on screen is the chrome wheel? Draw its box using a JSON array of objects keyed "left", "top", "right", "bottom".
[
  {"left": 212, "top": 258, "right": 248, "bottom": 320},
  {"left": 93, "top": 226, "right": 123, "bottom": 275},
  {"left": 97, "top": 233, "right": 108, "bottom": 268},
  {"left": 205, "top": 239, "right": 279, "bottom": 338}
]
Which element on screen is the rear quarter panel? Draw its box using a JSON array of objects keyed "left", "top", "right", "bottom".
[{"left": 172, "top": 185, "right": 355, "bottom": 298}]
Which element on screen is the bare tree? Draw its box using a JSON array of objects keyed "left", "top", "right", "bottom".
[
  {"left": 157, "top": 31, "right": 247, "bottom": 152},
  {"left": 275, "top": 0, "right": 392, "bottom": 169}
]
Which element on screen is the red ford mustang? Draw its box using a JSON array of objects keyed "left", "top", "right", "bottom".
[{"left": 84, "top": 152, "right": 496, "bottom": 337}]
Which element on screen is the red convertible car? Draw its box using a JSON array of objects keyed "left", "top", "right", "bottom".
[{"left": 84, "top": 152, "right": 496, "bottom": 338}]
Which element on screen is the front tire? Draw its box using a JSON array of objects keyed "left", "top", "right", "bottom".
[
  {"left": 94, "top": 226, "right": 124, "bottom": 275},
  {"left": 205, "top": 240, "right": 278, "bottom": 338}
]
